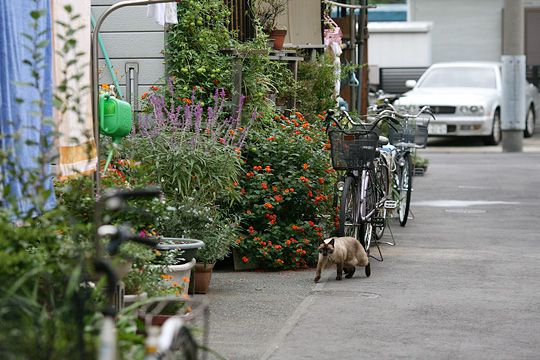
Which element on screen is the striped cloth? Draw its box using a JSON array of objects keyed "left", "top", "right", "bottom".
[{"left": 52, "top": 0, "right": 97, "bottom": 180}]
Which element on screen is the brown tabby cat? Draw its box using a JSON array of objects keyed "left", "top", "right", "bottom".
[{"left": 314, "top": 237, "right": 370, "bottom": 282}]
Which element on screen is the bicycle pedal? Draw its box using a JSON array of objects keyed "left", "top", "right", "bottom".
[
  {"left": 370, "top": 217, "right": 386, "bottom": 227},
  {"left": 384, "top": 200, "right": 397, "bottom": 209}
]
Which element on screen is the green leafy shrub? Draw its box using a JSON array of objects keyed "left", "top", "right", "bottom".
[
  {"left": 233, "top": 112, "right": 337, "bottom": 270},
  {"left": 296, "top": 53, "right": 337, "bottom": 118},
  {"left": 165, "top": 0, "right": 233, "bottom": 104},
  {"left": 157, "top": 198, "right": 238, "bottom": 265}
]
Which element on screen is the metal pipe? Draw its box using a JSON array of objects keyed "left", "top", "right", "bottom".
[
  {"left": 323, "top": 0, "right": 374, "bottom": 10},
  {"left": 91, "top": 0, "right": 176, "bottom": 196}
]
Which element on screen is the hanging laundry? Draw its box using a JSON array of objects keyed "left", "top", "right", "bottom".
[
  {"left": 52, "top": 0, "right": 97, "bottom": 180},
  {"left": 147, "top": 2, "right": 178, "bottom": 26},
  {"left": 324, "top": 15, "right": 344, "bottom": 98},
  {"left": 0, "top": 0, "right": 56, "bottom": 217}
]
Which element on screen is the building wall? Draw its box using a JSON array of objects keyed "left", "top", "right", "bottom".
[
  {"left": 276, "top": 0, "right": 322, "bottom": 45},
  {"left": 91, "top": 0, "right": 165, "bottom": 108},
  {"left": 409, "top": 0, "right": 505, "bottom": 63},
  {"left": 368, "top": 22, "right": 432, "bottom": 68}
]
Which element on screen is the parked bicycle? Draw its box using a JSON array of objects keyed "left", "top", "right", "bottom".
[
  {"left": 380, "top": 104, "right": 434, "bottom": 226},
  {"left": 93, "top": 188, "right": 209, "bottom": 360},
  {"left": 325, "top": 109, "right": 400, "bottom": 274}
]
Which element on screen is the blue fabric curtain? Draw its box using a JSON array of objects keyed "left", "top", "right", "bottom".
[{"left": 0, "top": 0, "right": 56, "bottom": 217}]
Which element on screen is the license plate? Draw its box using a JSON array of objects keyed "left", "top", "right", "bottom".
[{"left": 428, "top": 123, "right": 447, "bottom": 135}]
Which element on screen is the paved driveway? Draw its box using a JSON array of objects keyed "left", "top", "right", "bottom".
[{"left": 204, "top": 145, "right": 540, "bottom": 360}]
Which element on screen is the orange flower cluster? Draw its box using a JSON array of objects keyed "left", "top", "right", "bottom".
[{"left": 265, "top": 213, "right": 277, "bottom": 225}]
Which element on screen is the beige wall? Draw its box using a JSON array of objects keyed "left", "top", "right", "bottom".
[{"left": 276, "top": 0, "right": 322, "bottom": 45}]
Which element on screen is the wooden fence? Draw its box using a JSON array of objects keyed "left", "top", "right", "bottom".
[{"left": 224, "top": 0, "right": 255, "bottom": 42}]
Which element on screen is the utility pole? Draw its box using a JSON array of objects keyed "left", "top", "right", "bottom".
[{"left": 501, "top": 0, "right": 525, "bottom": 152}]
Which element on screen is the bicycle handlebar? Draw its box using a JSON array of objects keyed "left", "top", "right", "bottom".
[
  {"left": 101, "top": 186, "right": 161, "bottom": 203},
  {"left": 325, "top": 108, "right": 400, "bottom": 133},
  {"left": 98, "top": 224, "right": 159, "bottom": 255}
]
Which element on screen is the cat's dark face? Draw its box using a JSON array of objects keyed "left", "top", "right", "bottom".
[{"left": 318, "top": 238, "right": 335, "bottom": 256}]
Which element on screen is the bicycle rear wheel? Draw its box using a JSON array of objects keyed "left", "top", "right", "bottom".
[
  {"left": 397, "top": 153, "right": 413, "bottom": 227},
  {"left": 339, "top": 175, "right": 359, "bottom": 239}
]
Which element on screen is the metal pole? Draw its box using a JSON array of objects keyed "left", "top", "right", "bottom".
[
  {"left": 349, "top": 1, "right": 357, "bottom": 112},
  {"left": 91, "top": 0, "right": 176, "bottom": 196},
  {"left": 357, "top": 0, "right": 368, "bottom": 116},
  {"left": 501, "top": 0, "right": 525, "bottom": 152}
]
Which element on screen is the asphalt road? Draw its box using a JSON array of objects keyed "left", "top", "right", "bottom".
[{"left": 202, "top": 134, "right": 540, "bottom": 360}]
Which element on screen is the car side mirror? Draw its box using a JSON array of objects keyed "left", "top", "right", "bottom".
[{"left": 405, "top": 80, "right": 417, "bottom": 89}]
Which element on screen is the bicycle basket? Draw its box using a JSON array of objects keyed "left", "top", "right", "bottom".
[
  {"left": 329, "top": 128, "right": 379, "bottom": 170},
  {"left": 389, "top": 118, "right": 429, "bottom": 148}
]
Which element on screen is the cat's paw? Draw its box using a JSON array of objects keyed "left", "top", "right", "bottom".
[
  {"left": 314, "top": 276, "right": 320, "bottom": 283},
  {"left": 336, "top": 275, "right": 342, "bottom": 281},
  {"left": 345, "top": 267, "right": 355, "bottom": 278},
  {"left": 365, "top": 263, "right": 371, "bottom": 278}
]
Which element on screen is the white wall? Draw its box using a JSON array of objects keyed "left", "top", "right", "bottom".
[
  {"left": 409, "top": 0, "right": 504, "bottom": 63},
  {"left": 368, "top": 22, "right": 432, "bottom": 68}
]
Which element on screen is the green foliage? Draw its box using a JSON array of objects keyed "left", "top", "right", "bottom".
[
  {"left": 235, "top": 35, "right": 296, "bottom": 116},
  {"left": 233, "top": 112, "right": 337, "bottom": 270},
  {"left": 122, "top": 132, "right": 243, "bottom": 206},
  {"left": 296, "top": 53, "right": 336, "bottom": 118},
  {"left": 165, "top": 0, "right": 233, "bottom": 104},
  {"left": 0, "top": 3, "right": 100, "bottom": 358},
  {"left": 156, "top": 198, "right": 238, "bottom": 265}
]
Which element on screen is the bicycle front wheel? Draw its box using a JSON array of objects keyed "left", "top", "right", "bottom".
[
  {"left": 360, "top": 169, "right": 376, "bottom": 251},
  {"left": 339, "top": 175, "right": 359, "bottom": 239},
  {"left": 397, "top": 153, "right": 413, "bottom": 227}
]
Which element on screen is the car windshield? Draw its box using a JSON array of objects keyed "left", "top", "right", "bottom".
[{"left": 418, "top": 67, "right": 497, "bottom": 89}]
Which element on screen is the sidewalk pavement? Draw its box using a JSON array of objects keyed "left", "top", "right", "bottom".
[{"left": 201, "top": 150, "right": 540, "bottom": 360}]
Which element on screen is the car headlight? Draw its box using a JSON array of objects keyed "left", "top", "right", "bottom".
[{"left": 459, "top": 105, "right": 485, "bottom": 115}]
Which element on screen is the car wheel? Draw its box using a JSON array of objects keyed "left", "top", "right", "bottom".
[
  {"left": 524, "top": 105, "right": 535, "bottom": 138},
  {"left": 484, "top": 110, "right": 501, "bottom": 145}
]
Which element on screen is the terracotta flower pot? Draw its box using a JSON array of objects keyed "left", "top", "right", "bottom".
[
  {"left": 269, "top": 29, "right": 287, "bottom": 50},
  {"left": 193, "top": 262, "right": 215, "bottom": 294}
]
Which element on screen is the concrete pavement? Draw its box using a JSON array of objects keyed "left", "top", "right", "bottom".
[{"left": 201, "top": 147, "right": 540, "bottom": 359}]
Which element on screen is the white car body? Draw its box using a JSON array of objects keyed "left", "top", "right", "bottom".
[{"left": 394, "top": 62, "right": 539, "bottom": 144}]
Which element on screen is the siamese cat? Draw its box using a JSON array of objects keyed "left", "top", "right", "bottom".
[{"left": 314, "top": 237, "right": 370, "bottom": 282}]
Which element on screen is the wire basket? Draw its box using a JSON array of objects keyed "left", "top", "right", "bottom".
[
  {"left": 389, "top": 117, "right": 429, "bottom": 148},
  {"left": 329, "top": 128, "right": 379, "bottom": 170}
]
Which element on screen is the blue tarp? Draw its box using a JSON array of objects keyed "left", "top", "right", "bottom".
[{"left": 0, "top": 0, "right": 56, "bottom": 217}]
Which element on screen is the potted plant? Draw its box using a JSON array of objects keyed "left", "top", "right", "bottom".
[
  {"left": 156, "top": 198, "right": 238, "bottom": 294},
  {"left": 192, "top": 218, "right": 238, "bottom": 294},
  {"left": 255, "top": 0, "right": 288, "bottom": 50}
]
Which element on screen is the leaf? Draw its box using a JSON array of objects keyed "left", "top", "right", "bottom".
[{"left": 30, "top": 10, "right": 44, "bottom": 20}]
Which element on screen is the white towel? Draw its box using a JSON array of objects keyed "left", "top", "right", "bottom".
[{"left": 147, "top": 3, "right": 178, "bottom": 26}]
